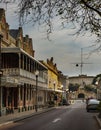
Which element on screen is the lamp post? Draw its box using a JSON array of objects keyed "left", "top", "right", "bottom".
[
  {"left": 53, "top": 81, "right": 56, "bottom": 93},
  {"left": 53, "top": 81, "right": 56, "bottom": 105},
  {"left": 35, "top": 70, "right": 39, "bottom": 112},
  {"left": 0, "top": 34, "right": 3, "bottom": 76},
  {"left": 0, "top": 34, "right": 3, "bottom": 116},
  {"left": 61, "top": 85, "right": 63, "bottom": 105}
]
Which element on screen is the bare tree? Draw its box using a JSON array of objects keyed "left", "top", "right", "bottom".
[
  {"left": 1, "top": 0, "right": 101, "bottom": 40},
  {"left": 17, "top": 0, "right": 101, "bottom": 40}
]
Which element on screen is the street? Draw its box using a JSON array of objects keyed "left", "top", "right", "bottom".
[{"left": 0, "top": 102, "right": 99, "bottom": 130}]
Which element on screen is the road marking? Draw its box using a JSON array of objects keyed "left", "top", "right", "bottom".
[{"left": 52, "top": 118, "right": 61, "bottom": 123}]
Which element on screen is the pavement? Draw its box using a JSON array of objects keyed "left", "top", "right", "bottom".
[
  {"left": 94, "top": 113, "right": 101, "bottom": 128},
  {"left": 0, "top": 107, "right": 56, "bottom": 127}
]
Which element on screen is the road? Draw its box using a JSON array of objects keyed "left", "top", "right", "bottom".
[{"left": 0, "top": 102, "right": 99, "bottom": 130}]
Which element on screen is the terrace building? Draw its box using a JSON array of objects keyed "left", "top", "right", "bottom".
[{"left": 0, "top": 8, "right": 48, "bottom": 116}]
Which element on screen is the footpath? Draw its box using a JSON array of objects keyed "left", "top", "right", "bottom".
[
  {"left": 94, "top": 113, "right": 101, "bottom": 128},
  {"left": 0, "top": 107, "right": 56, "bottom": 127}
]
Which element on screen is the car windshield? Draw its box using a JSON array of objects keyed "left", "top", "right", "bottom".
[{"left": 88, "top": 99, "right": 100, "bottom": 105}]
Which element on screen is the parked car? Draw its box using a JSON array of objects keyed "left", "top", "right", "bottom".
[
  {"left": 62, "top": 99, "right": 70, "bottom": 106},
  {"left": 59, "top": 99, "right": 70, "bottom": 106},
  {"left": 86, "top": 99, "right": 100, "bottom": 112}
]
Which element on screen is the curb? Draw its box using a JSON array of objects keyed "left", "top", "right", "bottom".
[
  {"left": 94, "top": 115, "right": 101, "bottom": 128},
  {"left": 0, "top": 121, "right": 14, "bottom": 127},
  {"left": 14, "top": 107, "right": 56, "bottom": 122},
  {"left": 0, "top": 107, "right": 56, "bottom": 127}
]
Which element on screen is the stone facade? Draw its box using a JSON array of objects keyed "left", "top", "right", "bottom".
[{"left": 68, "top": 75, "right": 96, "bottom": 103}]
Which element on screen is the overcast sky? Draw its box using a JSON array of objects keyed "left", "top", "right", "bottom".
[{"left": 1, "top": 3, "right": 101, "bottom": 77}]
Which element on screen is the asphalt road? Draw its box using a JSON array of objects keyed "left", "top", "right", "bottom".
[{"left": 0, "top": 102, "right": 100, "bottom": 130}]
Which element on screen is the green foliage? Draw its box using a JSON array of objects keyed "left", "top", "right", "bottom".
[
  {"left": 97, "top": 101, "right": 101, "bottom": 118},
  {"left": 84, "top": 85, "right": 97, "bottom": 93},
  {"left": 69, "top": 83, "right": 80, "bottom": 92},
  {"left": 97, "top": 101, "right": 101, "bottom": 111},
  {"left": 84, "top": 85, "right": 92, "bottom": 91},
  {"left": 92, "top": 74, "right": 101, "bottom": 85}
]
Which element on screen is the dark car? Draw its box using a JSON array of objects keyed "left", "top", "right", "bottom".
[
  {"left": 59, "top": 99, "right": 70, "bottom": 106},
  {"left": 86, "top": 99, "right": 100, "bottom": 112}
]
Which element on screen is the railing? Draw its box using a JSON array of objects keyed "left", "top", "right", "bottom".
[
  {"left": 2, "top": 68, "right": 20, "bottom": 76},
  {"left": 2, "top": 68, "right": 47, "bottom": 88},
  {"left": 20, "top": 69, "right": 36, "bottom": 79}
]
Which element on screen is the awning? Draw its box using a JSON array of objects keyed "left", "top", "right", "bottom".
[{"left": 46, "top": 88, "right": 63, "bottom": 93}]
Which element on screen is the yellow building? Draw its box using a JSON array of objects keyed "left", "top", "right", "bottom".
[{"left": 40, "top": 57, "right": 63, "bottom": 106}]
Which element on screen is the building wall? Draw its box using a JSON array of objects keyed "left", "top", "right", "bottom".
[
  {"left": 69, "top": 75, "right": 94, "bottom": 86},
  {"left": 0, "top": 8, "right": 48, "bottom": 115},
  {"left": 67, "top": 75, "right": 96, "bottom": 103},
  {"left": 40, "top": 58, "right": 59, "bottom": 91}
]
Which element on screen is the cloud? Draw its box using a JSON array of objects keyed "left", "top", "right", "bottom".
[
  {"left": 20, "top": 19, "right": 100, "bottom": 76},
  {"left": 0, "top": 3, "right": 101, "bottom": 76}
]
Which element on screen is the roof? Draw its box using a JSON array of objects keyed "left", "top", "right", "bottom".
[
  {"left": 9, "top": 29, "right": 19, "bottom": 39},
  {"left": 0, "top": 8, "right": 4, "bottom": 21}
]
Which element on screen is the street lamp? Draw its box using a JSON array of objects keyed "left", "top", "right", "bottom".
[
  {"left": 61, "top": 85, "right": 64, "bottom": 105},
  {"left": 35, "top": 70, "right": 39, "bottom": 112},
  {"left": 53, "top": 81, "right": 56, "bottom": 93},
  {"left": 0, "top": 34, "right": 3, "bottom": 76},
  {"left": 53, "top": 81, "right": 57, "bottom": 104},
  {"left": 0, "top": 34, "right": 3, "bottom": 116}
]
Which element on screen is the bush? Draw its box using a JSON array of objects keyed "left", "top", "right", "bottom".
[{"left": 97, "top": 101, "right": 101, "bottom": 118}]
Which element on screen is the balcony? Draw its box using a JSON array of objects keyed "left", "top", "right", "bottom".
[
  {"left": 2, "top": 68, "right": 20, "bottom": 76},
  {"left": 1, "top": 68, "right": 48, "bottom": 88}
]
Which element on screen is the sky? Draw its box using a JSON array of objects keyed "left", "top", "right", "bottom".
[{"left": 0, "top": 2, "right": 101, "bottom": 77}]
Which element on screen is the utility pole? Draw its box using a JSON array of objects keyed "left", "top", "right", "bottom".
[
  {"left": 74, "top": 47, "right": 92, "bottom": 75},
  {"left": 35, "top": 70, "right": 39, "bottom": 112},
  {"left": 80, "top": 48, "right": 83, "bottom": 75},
  {"left": 76, "top": 48, "right": 84, "bottom": 75}
]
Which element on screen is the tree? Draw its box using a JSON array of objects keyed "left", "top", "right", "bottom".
[
  {"left": 16, "top": 0, "right": 101, "bottom": 40},
  {"left": 84, "top": 84, "right": 97, "bottom": 93},
  {"left": 92, "top": 74, "right": 101, "bottom": 85},
  {"left": 1, "top": 0, "right": 101, "bottom": 40},
  {"left": 69, "top": 83, "right": 79, "bottom": 92}
]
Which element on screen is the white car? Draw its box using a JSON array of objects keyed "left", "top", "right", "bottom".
[{"left": 86, "top": 99, "right": 100, "bottom": 112}]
